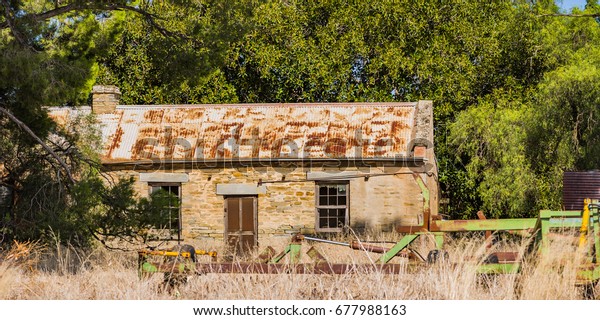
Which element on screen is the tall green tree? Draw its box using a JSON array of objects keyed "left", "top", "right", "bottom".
[
  {"left": 225, "top": 0, "right": 538, "bottom": 107},
  {"left": 0, "top": 0, "right": 201, "bottom": 247},
  {"left": 96, "top": 0, "right": 566, "bottom": 218},
  {"left": 449, "top": 3, "right": 600, "bottom": 218},
  {"left": 223, "top": 0, "right": 552, "bottom": 218},
  {"left": 95, "top": 0, "right": 252, "bottom": 104}
]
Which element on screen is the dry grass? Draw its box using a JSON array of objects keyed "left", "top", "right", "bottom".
[{"left": 0, "top": 233, "right": 597, "bottom": 300}]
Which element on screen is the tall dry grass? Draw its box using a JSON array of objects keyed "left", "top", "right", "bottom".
[{"left": 0, "top": 232, "right": 596, "bottom": 300}]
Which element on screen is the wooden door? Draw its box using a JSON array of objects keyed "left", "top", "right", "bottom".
[{"left": 225, "top": 196, "right": 257, "bottom": 254}]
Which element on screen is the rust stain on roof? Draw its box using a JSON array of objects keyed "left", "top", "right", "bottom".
[
  {"left": 106, "top": 126, "right": 124, "bottom": 158},
  {"left": 143, "top": 109, "right": 164, "bottom": 123},
  {"left": 48, "top": 102, "right": 422, "bottom": 161},
  {"left": 46, "top": 107, "right": 90, "bottom": 127},
  {"left": 47, "top": 109, "right": 70, "bottom": 127}
]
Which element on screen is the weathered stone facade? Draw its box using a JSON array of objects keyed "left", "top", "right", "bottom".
[{"left": 106, "top": 164, "right": 435, "bottom": 242}]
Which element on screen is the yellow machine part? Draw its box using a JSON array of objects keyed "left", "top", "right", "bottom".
[
  {"left": 578, "top": 198, "right": 591, "bottom": 249},
  {"left": 139, "top": 249, "right": 218, "bottom": 259}
]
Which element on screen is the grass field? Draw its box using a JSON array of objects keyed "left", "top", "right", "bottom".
[{"left": 0, "top": 233, "right": 596, "bottom": 300}]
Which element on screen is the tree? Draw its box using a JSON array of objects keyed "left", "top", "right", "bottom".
[
  {"left": 0, "top": 0, "right": 203, "bottom": 247},
  {"left": 95, "top": 0, "right": 562, "bottom": 218},
  {"left": 95, "top": 0, "right": 252, "bottom": 104},
  {"left": 221, "top": 1, "right": 565, "bottom": 219},
  {"left": 225, "top": 0, "right": 530, "bottom": 106},
  {"left": 449, "top": 92, "right": 540, "bottom": 218},
  {"left": 448, "top": 3, "right": 600, "bottom": 218}
]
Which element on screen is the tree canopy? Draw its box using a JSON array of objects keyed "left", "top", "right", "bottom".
[
  {"left": 0, "top": 0, "right": 194, "bottom": 247},
  {"left": 450, "top": 2, "right": 600, "bottom": 217},
  {"left": 2, "top": 0, "right": 600, "bottom": 247}
]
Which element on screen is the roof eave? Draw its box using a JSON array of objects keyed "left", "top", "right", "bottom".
[{"left": 101, "top": 157, "right": 428, "bottom": 168}]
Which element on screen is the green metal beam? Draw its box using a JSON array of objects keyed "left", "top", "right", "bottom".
[
  {"left": 289, "top": 243, "right": 302, "bottom": 264},
  {"left": 476, "top": 263, "right": 521, "bottom": 274},
  {"left": 576, "top": 265, "right": 600, "bottom": 284},
  {"left": 141, "top": 262, "right": 158, "bottom": 273},
  {"left": 540, "top": 216, "right": 550, "bottom": 256},
  {"left": 433, "top": 232, "right": 444, "bottom": 249},
  {"left": 547, "top": 218, "right": 583, "bottom": 228},
  {"left": 270, "top": 244, "right": 303, "bottom": 264},
  {"left": 431, "top": 218, "right": 537, "bottom": 232},
  {"left": 539, "top": 210, "right": 582, "bottom": 219},
  {"left": 414, "top": 175, "right": 430, "bottom": 211},
  {"left": 270, "top": 245, "right": 291, "bottom": 264},
  {"left": 377, "top": 234, "right": 419, "bottom": 264}
]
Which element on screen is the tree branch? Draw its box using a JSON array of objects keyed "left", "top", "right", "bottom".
[
  {"left": 0, "top": 1, "right": 191, "bottom": 40},
  {"left": 539, "top": 13, "right": 600, "bottom": 18},
  {"left": 105, "top": 4, "right": 184, "bottom": 39},
  {"left": 0, "top": 105, "right": 76, "bottom": 184},
  {"left": 0, "top": 0, "right": 29, "bottom": 46},
  {"left": 89, "top": 229, "right": 140, "bottom": 252}
]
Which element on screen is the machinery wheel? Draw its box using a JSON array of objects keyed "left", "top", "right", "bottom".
[
  {"left": 426, "top": 249, "right": 449, "bottom": 264},
  {"left": 483, "top": 254, "right": 499, "bottom": 264}
]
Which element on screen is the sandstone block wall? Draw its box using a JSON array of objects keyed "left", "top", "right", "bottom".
[{"left": 106, "top": 165, "right": 435, "bottom": 242}]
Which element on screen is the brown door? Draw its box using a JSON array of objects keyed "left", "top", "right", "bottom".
[{"left": 225, "top": 196, "right": 257, "bottom": 254}]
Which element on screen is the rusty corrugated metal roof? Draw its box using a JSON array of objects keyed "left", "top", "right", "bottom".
[
  {"left": 49, "top": 103, "right": 420, "bottom": 162},
  {"left": 46, "top": 106, "right": 92, "bottom": 127}
]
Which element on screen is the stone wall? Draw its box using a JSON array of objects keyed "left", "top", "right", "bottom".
[{"left": 106, "top": 165, "right": 434, "bottom": 242}]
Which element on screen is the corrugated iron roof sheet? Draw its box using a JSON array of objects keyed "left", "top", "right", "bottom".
[
  {"left": 46, "top": 106, "right": 92, "bottom": 127},
  {"left": 49, "top": 103, "right": 419, "bottom": 162},
  {"left": 563, "top": 171, "right": 600, "bottom": 210}
]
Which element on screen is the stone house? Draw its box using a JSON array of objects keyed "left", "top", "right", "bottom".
[{"left": 49, "top": 86, "right": 439, "bottom": 251}]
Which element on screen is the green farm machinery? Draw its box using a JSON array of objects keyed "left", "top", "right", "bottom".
[{"left": 138, "top": 199, "right": 600, "bottom": 296}]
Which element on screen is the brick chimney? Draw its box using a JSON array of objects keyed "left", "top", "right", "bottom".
[{"left": 92, "top": 85, "right": 121, "bottom": 114}]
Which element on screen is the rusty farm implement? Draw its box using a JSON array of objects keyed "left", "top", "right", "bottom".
[{"left": 138, "top": 199, "right": 600, "bottom": 296}]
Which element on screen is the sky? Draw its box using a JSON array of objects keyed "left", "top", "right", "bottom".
[{"left": 558, "top": 0, "right": 590, "bottom": 11}]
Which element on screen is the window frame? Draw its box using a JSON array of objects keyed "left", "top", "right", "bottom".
[
  {"left": 314, "top": 181, "right": 349, "bottom": 232},
  {"left": 148, "top": 182, "right": 182, "bottom": 240}
]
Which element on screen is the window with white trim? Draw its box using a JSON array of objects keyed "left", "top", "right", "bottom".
[{"left": 315, "top": 181, "right": 349, "bottom": 232}]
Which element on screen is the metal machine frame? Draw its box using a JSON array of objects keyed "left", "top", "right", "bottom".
[{"left": 138, "top": 199, "right": 600, "bottom": 296}]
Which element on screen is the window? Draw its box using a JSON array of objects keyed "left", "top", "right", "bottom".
[
  {"left": 149, "top": 183, "right": 181, "bottom": 240},
  {"left": 316, "top": 182, "right": 348, "bottom": 232}
]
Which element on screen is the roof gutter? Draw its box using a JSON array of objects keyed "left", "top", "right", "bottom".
[{"left": 101, "top": 157, "right": 428, "bottom": 169}]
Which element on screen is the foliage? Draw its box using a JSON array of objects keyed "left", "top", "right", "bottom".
[
  {"left": 223, "top": 1, "right": 531, "bottom": 106},
  {"left": 533, "top": 46, "right": 600, "bottom": 171},
  {"left": 450, "top": 92, "right": 539, "bottom": 217},
  {"left": 0, "top": 1, "right": 197, "bottom": 248},
  {"left": 91, "top": 0, "right": 557, "bottom": 218},
  {"left": 4, "top": 0, "right": 600, "bottom": 241},
  {"left": 131, "top": 0, "right": 556, "bottom": 218},
  {"left": 449, "top": 3, "right": 600, "bottom": 217},
  {"left": 95, "top": 0, "right": 250, "bottom": 104},
  {"left": 1, "top": 109, "right": 179, "bottom": 247},
  {"left": 79, "top": 176, "right": 181, "bottom": 246}
]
